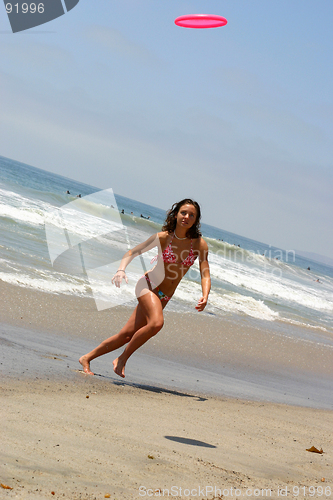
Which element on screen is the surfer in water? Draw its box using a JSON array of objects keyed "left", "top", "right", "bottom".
[{"left": 79, "top": 199, "right": 211, "bottom": 378}]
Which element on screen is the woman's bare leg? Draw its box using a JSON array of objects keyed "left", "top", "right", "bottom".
[
  {"left": 79, "top": 304, "right": 147, "bottom": 375},
  {"left": 113, "top": 292, "right": 165, "bottom": 378}
]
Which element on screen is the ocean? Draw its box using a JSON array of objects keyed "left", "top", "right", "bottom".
[{"left": 1, "top": 154, "right": 333, "bottom": 341}]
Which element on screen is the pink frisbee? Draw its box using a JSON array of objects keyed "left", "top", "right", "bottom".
[{"left": 174, "top": 14, "right": 228, "bottom": 29}]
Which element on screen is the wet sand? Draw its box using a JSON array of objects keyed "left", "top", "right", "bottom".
[
  {"left": 1, "top": 281, "right": 332, "bottom": 407},
  {"left": 1, "top": 281, "right": 333, "bottom": 499}
]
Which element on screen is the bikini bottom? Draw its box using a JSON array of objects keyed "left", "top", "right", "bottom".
[{"left": 145, "top": 276, "right": 171, "bottom": 302}]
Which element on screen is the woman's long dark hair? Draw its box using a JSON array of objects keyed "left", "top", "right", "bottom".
[{"left": 162, "top": 199, "right": 202, "bottom": 239}]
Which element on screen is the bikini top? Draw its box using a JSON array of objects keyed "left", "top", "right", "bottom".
[{"left": 161, "top": 233, "right": 197, "bottom": 267}]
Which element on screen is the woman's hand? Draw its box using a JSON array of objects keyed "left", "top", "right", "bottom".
[
  {"left": 111, "top": 270, "right": 128, "bottom": 288},
  {"left": 195, "top": 296, "right": 207, "bottom": 312}
]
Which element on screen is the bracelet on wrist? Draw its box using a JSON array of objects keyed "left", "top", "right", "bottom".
[{"left": 117, "top": 269, "right": 126, "bottom": 273}]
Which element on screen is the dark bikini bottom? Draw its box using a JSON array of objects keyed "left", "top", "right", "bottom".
[{"left": 145, "top": 276, "right": 171, "bottom": 302}]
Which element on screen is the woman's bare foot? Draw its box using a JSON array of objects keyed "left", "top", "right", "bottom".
[
  {"left": 79, "top": 355, "right": 94, "bottom": 375},
  {"left": 113, "top": 357, "right": 126, "bottom": 378}
]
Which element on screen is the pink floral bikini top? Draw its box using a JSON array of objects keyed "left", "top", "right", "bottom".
[{"left": 161, "top": 233, "right": 197, "bottom": 267}]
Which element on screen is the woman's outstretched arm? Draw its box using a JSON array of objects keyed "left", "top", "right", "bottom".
[{"left": 112, "top": 232, "right": 165, "bottom": 287}]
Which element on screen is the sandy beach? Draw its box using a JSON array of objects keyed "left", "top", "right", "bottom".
[{"left": 1, "top": 281, "right": 333, "bottom": 499}]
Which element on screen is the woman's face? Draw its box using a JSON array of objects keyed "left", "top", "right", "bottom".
[{"left": 175, "top": 204, "right": 197, "bottom": 230}]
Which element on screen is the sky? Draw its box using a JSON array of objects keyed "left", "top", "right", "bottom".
[{"left": 0, "top": 0, "right": 332, "bottom": 258}]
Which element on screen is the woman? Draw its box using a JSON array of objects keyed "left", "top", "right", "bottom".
[{"left": 79, "top": 199, "right": 211, "bottom": 378}]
